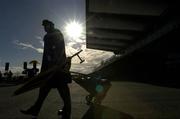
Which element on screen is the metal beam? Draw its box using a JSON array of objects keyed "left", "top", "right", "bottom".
[
  {"left": 88, "top": 12, "right": 159, "bottom": 24},
  {"left": 123, "top": 16, "right": 180, "bottom": 56},
  {"left": 87, "top": 0, "right": 168, "bottom": 16},
  {"left": 87, "top": 44, "right": 124, "bottom": 52},
  {"left": 87, "top": 28, "right": 144, "bottom": 38},
  {"left": 87, "top": 15, "right": 146, "bottom": 31},
  {"left": 87, "top": 37, "right": 128, "bottom": 47},
  {"left": 87, "top": 36, "right": 132, "bottom": 44}
]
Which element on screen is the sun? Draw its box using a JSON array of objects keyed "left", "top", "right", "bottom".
[{"left": 64, "top": 20, "right": 83, "bottom": 39}]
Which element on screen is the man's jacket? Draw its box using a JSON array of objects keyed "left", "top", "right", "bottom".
[
  {"left": 41, "top": 29, "right": 66, "bottom": 72},
  {"left": 41, "top": 29, "right": 71, "bottom": 85}
]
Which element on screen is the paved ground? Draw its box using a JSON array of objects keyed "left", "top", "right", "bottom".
[{"left": 1, "top": 81, "right": 180, "bottom": 119}]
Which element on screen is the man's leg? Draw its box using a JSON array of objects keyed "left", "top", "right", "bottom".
[
  {"left": 21, "top": 84, "right": 51, "bottom": 116},
  {"left": 57, "top": 84, "right": 71, "bottom": 119}
]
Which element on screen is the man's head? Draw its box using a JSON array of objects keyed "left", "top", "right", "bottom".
[{"left": 42, "top": 19, "right": 54, "bottom": 32}]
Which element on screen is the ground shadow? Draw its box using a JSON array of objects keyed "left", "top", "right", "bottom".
[
  {"left": 82, "top": 104, "right": 134, "bottom": 119},
  {"left": 0, "top": 79, "right": 26, "bottom": 87}
]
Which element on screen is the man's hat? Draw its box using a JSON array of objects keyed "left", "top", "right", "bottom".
[{"left": 42, "top": 19, "right": 54, "bottom": 26}]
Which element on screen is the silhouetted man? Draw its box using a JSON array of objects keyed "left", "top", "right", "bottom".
[{"left": 21, "top": 19, "right": 71, "bottom": 119}]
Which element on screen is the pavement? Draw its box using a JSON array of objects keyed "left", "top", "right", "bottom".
[{"left": 1, "top": 80, "right": 180, "bottom": 119}]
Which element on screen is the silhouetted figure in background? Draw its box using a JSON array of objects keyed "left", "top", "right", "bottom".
[
  {"left": 22, "top": 61, "right": 39, "bottom": 78},
  {"left": 32, "top": 61, "right": 39, "bottom": 76},
  {"left": 22, "top": 62, "right": 28, "bottom": 76},
  {"left": 28, "top": 60, "right": 39, "bottom": 78},
  {"left": 20, "top": 19, "right": 72, "bottom": 119}
]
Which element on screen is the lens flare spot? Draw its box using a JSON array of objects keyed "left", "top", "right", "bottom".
[{"left": 96, "top": 85, "right": 104, "bottom": 93}]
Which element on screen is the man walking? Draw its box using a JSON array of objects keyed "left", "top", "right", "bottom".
[{"left": 20, "top": 19, "right": 71, "bottom": 119}]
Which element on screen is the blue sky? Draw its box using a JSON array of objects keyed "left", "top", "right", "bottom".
[{"left": 0, "top": 0, "right": 114, "bottom": 74}]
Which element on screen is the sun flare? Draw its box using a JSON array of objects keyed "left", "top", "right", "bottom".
[{"left": 65, "top": 20, "right": 83, "bottom": 39}]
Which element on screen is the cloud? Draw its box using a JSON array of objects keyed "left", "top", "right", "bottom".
[
  {"left": 13, "top": 40, "right": 43, "bottom": 53},
  {"left": 65, "top": 38, "right": 115, "bottom": 73},
  {"left": 39, "top": 40, "right": 44, "bottom": 47},
  {"left": 69, "top": 49, "right": 114, "bottom": 74},
  {"left": 35, "top": 36, "right": 44, "bottom": 47},
  {"left": 84, "top": 48, "right": 114, "bottom": 64},
  {"left": 66, "top": 42, "right": 85, "bottom": 52},
  {"left": 35, "top": 36, "right": 42, "bottom": 40},
  {"left": 12, "top": 38, "right": 115, "bottom": 74},
  {"left": 70, "top": 63, "right": 95, "bottom": 74},
  {"left": 64, "top": 34, "right": 85, "bottom": 45},
  {"left": 65, "top": 42, "right": 115, "bottom": 73}
]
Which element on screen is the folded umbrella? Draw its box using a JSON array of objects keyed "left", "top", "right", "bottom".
[{"left": 13, "top": 66, "right": 58, "bottom": 96}]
